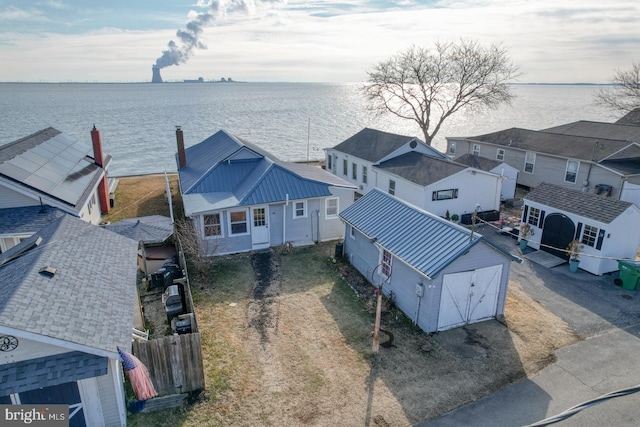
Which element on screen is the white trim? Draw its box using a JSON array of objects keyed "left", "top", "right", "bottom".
[
  {"left": 110, "top": 359, "right": 127, "bottom": 427},
  {"left": 293, "top": 200, "right": 307, "bottom": 219},
  {"left": 325, "top": 197, "right": 339, "bottom": 219},
  {"left": 227, "top": 208, "right": 250, "bottom": 236},
  {"left": 564, "top": 159, "right": 580, "bottom": 183},
  {"left": 78, "top": 377, "right": 105, "bottom": 427},
  {"left": 201, "top": 212, "right": 224, "bottom": 239}
]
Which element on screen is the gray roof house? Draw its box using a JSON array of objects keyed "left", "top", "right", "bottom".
[
  {"left": 326, "top": 128, "right": 503, "bottom": 218},
  {"left": 0, "top": 205, "right": 66, "bottom": 253},
  {"left": 176, "top": 128, "right": 356, "bottom": 256},
  {"left": 445, "top": 115, "right": 640, "bottom": 206},
  {"left": 340, "top": 189, "right": 521, "bottom": 333},
  {"left": 453, "top": 153, "right": 520, "bottom": 200},
  {"left": 520, "top": 182, "right": 640, "bottom": 276},
  {"left": 0, "top": 126, "right": 115, "bottom": 227},
  {"left": 0, "top": 214, "right": 139, "bottom": 426}
]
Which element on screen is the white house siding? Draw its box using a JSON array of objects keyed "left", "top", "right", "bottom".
[
  {"left": 0, "top": 337, "right": 69, "bottom": 364},
  {"left": 344, "top": 225, "right": 510, "bottom": 333},
  {"left": 490, "top": 164, "right": 519, "bottom": 200},
  {"left": 523, "top": 200, "right": 640, "bottom": 275},
  {"left": 621, "top": 182, "right": 640, "bottom": 208},
  {"left": 326, "top": 149, "right": 375, "bottom": 194},
  {"left": 423, "top": 170, "right": 501, "bottom": 218},
  {"left": 94, "top": 361, "right": 124, "bottom": 427},
  {"left": 0, "top": 185, "right": 39, "bottom": 209}
]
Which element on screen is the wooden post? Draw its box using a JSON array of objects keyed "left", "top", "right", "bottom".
[{"left": 372, "top": 288, "right": 383, "bottom": 353}]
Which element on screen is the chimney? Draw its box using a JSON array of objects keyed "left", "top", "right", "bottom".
[
  {"left": 176, "top": 126, "right": 186, "bottom": 169},
  {"left": 152, "top": 66, "right": 163, "bottom": 83},
  {"left": 90, "top": 125, "right": 110, "bottom": 214}
]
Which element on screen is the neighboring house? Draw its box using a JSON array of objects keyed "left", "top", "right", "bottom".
[
  {"left": 445, "top": 118, "right": 640, "bottom": 205},
  {"left": 175, "top": 127, "right": 356, "bottom": 256},
  {"left": 0, "top": 126, "right": 115, "bottom": 227},
  {"left": 0, "top": 205, "right": 65, "bottom": 253},
  {"left": 521, "top": 182, "right": 640, "bottom": 276},
  {"left": 0, "top": 214, "right": 139, "bottom": 427},
  {"left": 326, "top": 128, "right": 501, "bottom": 217},
  {"left": 453, "top": 153, "right": 519, "bottom": 201},
  {"left": 340, "top": 189, "right": 521, "bottom": 333},
  {"left": 616, "top": 107, "right": 640, "bottom": 125}
]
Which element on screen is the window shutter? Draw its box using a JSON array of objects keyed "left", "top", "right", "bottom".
[
  {"left": 539, "top": 210, "right": 546, "bottom": 227},
  {"left": 453, "top": 189, "right": 458, "bottom": 199},
  {"left": 575, "top": 222, "right": 582, "bottom": 240},
  {"left": 596, "top": 229, "right": 605, "bottom": 250},
  {"left": 432, "top": 191, "right": 436, "bottom": 201},
  {"left": 522, "top": 205, "right": 529, "bottom": 222}
]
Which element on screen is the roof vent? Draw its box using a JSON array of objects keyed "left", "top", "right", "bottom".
[{"left": 39, "top": 266, "right": 57, "bottom": 277}]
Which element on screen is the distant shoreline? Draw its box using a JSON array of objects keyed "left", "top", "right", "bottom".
[{"left": 0, "top": 81, "right": 614, "bottom": 86}]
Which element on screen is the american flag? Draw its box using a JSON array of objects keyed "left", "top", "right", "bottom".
[{"left": 118, "top": 347, "right": 158, "bottom": 401}]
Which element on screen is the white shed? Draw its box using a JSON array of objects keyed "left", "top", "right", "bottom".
[
  {"left": 522, "top": 183, "right": 640, "bottom": 275},
  {"left": 453, "top": 153, "right": 519, "bottom": 201}
]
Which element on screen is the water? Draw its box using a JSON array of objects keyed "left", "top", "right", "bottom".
[{"left": 0, "top": 83, "right": 616, "bottom": 177}]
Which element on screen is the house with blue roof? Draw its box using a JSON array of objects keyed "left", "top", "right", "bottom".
[
  {"left": 340, "top": 189, "right": 521, "bottom": 333},
  {"left": 0, "top": 214, "right": 139, "bottom": 426},
  {"left": 175, "top": 128, "right": 356, "bottom": 256}
]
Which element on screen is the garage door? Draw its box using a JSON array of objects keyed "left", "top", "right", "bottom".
[{"left": 438, "top": 265, "right": 503, "bottom": 331}]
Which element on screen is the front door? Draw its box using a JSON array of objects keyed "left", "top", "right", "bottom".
[
  {"left": 251, "top": 206, "right": 269, "bottom": 249},
  {"left": 540, "top": 213, "right": 575, "bottom": 259}
]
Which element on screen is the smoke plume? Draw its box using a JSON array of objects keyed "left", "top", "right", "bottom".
[{"left": 154, "top": 0, "right": 285, "bottom": 69}]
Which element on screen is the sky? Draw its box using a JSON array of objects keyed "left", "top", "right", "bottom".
[{"left": 0, "top": 0, "right": 638, "bottom": 83}]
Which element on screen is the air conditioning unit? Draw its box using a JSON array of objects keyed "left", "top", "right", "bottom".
[{"left": 358, "top": 185, "right": 363, "bottom": 190}]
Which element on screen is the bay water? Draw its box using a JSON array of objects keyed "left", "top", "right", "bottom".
[{"left": 0, "top": 83, "right": 615, "bottom": 177}]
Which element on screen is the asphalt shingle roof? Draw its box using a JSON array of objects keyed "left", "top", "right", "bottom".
[
  {"left": 524, "top": 182, "right": 634, "bottom": 224},
  {"left": 615, "top": 108, "right": 640, "bottom": 126},
  {"left": 375, "top": 151, "right": 467, "bottom": 186},
  {"left": 0, "top": 215, "right": 138, "bottom": 356},
  {"left": 331, "top": 128, "right": 427, "bottom": 163},
  {"left": 453, "top": 153, "right": 502, "bottom": 171},
  {"left": 104, "top": 215, "right": 174, "bottom": 244},
  {"left": 0, "top": 206, "right": 66, "bottom": 235},
  {"left": 542, "top": 120, "right": 640, "bottom": 143}
]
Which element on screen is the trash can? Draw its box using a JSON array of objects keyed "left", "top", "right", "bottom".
[
  {"left": 335, "top": 242, "right": 344, "bottom": 258},
  {"left": 618, "top": 260, "right": 640, "bottom": 291}
]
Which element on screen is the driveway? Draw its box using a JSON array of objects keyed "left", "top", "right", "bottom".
[{"left": 418, "top": 227, "right": 640, "bottom": 426}]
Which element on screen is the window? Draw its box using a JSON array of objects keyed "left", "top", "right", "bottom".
[
  {"left": 565, "top": 160, "right": 579, "bottom": 183},
  {"left": 362, "top": 166, "right": 368, "bottom": 184},
  {"left": 352, "top": 162, "right": 357, "bottom": 180},
  {"left": 473, "top": 144, "right": 480, "bottom": 156},
  {"left": 343, "top": 159, "right": 348, "bottom": 176},
  {"left": 253, "top": 208, "right": 266, "bottom": 226},
  {"left": 448, "top": 142, "right": 456, "bottom": 154},
  {"left": 381, "top": 249, "right": 392, "bottom": 277},
  {"left": 203, "top": 213, "right": 222, "bottom": 237},
  {"left": 496, "top": 149, "right": 505, "bottom": 161},
  {"left": 229, "top": 210, "right": 248, "bottom": 235},
  {"left": 527, "top": 207, "right": 540, "bottom": 227},
  {"left": 432, "top": 189, "right": 458, "bottom": 201},
  {"left": 294, "top": 201, "right": 307, "bottom": 218},
  {"left": 350, "top": 225, "right": 356, "bottom": 239},
  {"left": 326, "top": 197, "right": 338, "bottom": 218},
  {"left": 582, "top": 225, "right": 598, "bottom": 247},
  {"left": 524, "top": 152, "right": 536, "bottom": 173},
  {"left": 388, "top": 180, "right": 396, "bottom": 196},
  {"left": 327, "top": 155, "right": 332, "bottom": 171}
]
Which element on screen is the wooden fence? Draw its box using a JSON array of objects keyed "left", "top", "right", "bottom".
[{"left": 132, "top": 332, "right": 205, "bottom": 396}]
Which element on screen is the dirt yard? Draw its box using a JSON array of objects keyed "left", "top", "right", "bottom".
[{"left": 118, "top": 176, "right": 578, "bottom": 426}]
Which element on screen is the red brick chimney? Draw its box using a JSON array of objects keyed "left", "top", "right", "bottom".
[
  {"left": 176, "top": 126, "right": 186, "bottom": 169},
  {"left": 90, "top": 125, "right": 110, "bottom": 214}
]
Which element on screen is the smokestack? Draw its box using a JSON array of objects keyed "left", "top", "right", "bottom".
[
  {"left": 90, "top": 125, "right": 110, "bottom": 214},
  {"left": 176, "top": 126, "right": 186, "bottom": 169},
  {"left": 152, "top": 66, "right": 163, "bottom": 83}
]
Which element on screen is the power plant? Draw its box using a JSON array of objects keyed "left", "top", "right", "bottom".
[{"left": 152, "top": 66, "right": 163, "bottom": 83}]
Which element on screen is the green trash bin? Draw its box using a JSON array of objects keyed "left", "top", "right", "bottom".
[{"left": 618, "top": 260, "right": 640, "bottom": 291}]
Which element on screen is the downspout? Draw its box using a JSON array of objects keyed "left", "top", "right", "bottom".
[
  {"left": 312, "top": 209, "right": 320, "bottom": 243},
  {"left": 283, "top": 194, "right": 289, "bottom": 245}
]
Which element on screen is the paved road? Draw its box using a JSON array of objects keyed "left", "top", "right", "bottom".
[{"left": 417, "top": 229, "right": 640, "bottom": 426}]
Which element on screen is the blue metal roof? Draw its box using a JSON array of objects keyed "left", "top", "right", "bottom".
[
  {"left": 178, "top": 129, "right": 354, "bottom": 214},
  {"left": 340, "top": 189, "right": 518, "bottom": 278}
]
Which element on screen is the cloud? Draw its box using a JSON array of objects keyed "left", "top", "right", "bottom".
[{"left": 0, "top": 6, "right": 50, "bottom": 21}]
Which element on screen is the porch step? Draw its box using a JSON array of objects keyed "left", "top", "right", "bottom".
[{"left": 524, "top": 250, "right": 567, "bottom": 268}]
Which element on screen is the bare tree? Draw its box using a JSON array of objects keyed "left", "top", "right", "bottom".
[
  {"left": 594, "top": 61, "right": 640, "bottom": 113},
  {"left": 362, "top": 40, "right": 521, "bottom": 145},
  {"left": 174, "top": 217, "right": 212, "bottom": 278}
]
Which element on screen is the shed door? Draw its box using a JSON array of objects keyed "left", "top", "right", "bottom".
[
  {"left": 251, "top": 206, "right": 269, "bottom": 249},
  {"left": 540, "top": 213, "right": 575, "bottom": 259},
  {"left": 438, "top": 265, "right": 502, "bottom": 331},
  {"left": 19, "top": 382, "right": 85, "bottom": 427}
]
